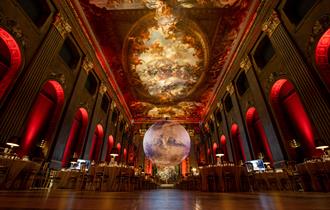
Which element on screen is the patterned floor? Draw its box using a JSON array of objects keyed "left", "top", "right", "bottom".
[{"left": 0, "top": 189, "right": 328, "bottom": 210}]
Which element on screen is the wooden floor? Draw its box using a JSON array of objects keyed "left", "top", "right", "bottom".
[{"left": 0, "top": 190, "right": 328, "bottom": 210}]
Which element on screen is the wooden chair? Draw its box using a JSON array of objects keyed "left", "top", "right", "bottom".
[
  {"left": 223, "top": 167, "right": 236, "bottom": 192},
  {"left": 296, "top": 163, "right": 313, "bottom": 191},
  {"left": 305, "top": 162, "right": 329, "bottom": 192},
  {"left": 240, "top": 164, "right": 254, "bottom": 192},
  {"left": 114, "top": 170, "right": 130, "bottom": 191},
  {"left": 92, "top": 166, "right": 105, "bottom": 191}
]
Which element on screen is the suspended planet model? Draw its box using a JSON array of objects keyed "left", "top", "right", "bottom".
[{"left": 143, "top": 121, "right": 191, "bottom": 166}]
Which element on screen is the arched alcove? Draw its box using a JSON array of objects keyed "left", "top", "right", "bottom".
[
  {"left": 19, "top": 80, "right": 64, "bottom": 158},
  {"left": 230, "top": 124, "right": 246, "bottom": 164},
  {"left": 0, "top": 27, "right": 22, "bottom": 100},
  {"left": 62, "top": 108, "right": 88, "bottom": 167},
  {"left": 315, "top": 28, "right": 330, "bottom": 90},
  {"left": 105, "top": 135, "right": 114, "bottom": 162},
  {"left": 89, "top": 124, "right": 104, "bottom": 161},
  {"left": 246, "top": 107, "right": 273, "bottom": 165},
  {"left": 220, "top": 134, "right": 228, "bottom": 161},
  {"left": 270, "top": 79, "right": 315, "bottom": 161}
]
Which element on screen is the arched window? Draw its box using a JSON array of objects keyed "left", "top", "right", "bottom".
[
  {"left": 0, "top": 28, "right": 22, "bottom": 100},
  {"left": 270, "top": 79, "right": 315, "bottom": 161},
  {"left": 231, "top": 124, "right": 246, "bottom": 164},
  {"left": 246, "top": 107, "right": 273, "bottom": 165},
  {"left": 62, "top": 108, "right": 88, "bottom": 167},
  {"left": 19, "top": 80, "right": 64, "bottom": 158},
  {"left": 89, "top": 124, "right": 104, "bottom": 161},
  {"left": 315, "top": 28, "right": 330, "bottom": 90}
]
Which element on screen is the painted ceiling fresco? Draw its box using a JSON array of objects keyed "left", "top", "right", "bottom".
[
  {"left": 89, "top": 0, "right": 246, "bottom": 10},
  {"left": 78, "top": 0, "right": 257, "bottom": 123}
]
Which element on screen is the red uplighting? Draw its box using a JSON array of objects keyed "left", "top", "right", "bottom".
[{"left": 0, "top": 27, "right": 22, "bottom": 100}]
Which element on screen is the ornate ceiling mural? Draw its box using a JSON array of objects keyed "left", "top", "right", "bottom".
[
  {"left": 78, "top": 0, "right": 256, "bottom": 123},
  {"left": 89, "top": 0, "right": 245, "bottom": 10},
  {"left": 123, "top": 13, "right": 208, "bottom": 103}
]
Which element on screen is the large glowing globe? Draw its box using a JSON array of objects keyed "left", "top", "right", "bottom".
[{"left": 143, "top": 121, "right": 191, "bottom": 166}]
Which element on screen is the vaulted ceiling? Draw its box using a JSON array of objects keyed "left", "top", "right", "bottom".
[{"left": 75, "top": 0, "right": 259, "bottom": 123}]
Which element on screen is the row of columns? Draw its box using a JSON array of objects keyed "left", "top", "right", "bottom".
[
  {"left": 208, "top": 11, "right": 329, "bottom": 166},
  {"left": 0, "top": 11, "right": 129, "bottom": 167}
]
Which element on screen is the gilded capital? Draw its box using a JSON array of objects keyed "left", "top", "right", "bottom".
[
  {"left": 53, "top": 13, "right": 72, "bottom": 38},
  {"left": 240, "top": 56, "right": 252, "bottom": 72},
  {"left": 226, "top": 83, "right": 235, "bottom": 95},
  {"left": 217, "top": 103, "right": 223, "bottom": 110},
  {"left": 82, "top": 57, "right": 94, "bottom": 73},
  {"left": 99, "top": 83, "right": 107, "bottom": 95},
  {"left": 262, "top": 11, "right": 280, "bottom": 36}
]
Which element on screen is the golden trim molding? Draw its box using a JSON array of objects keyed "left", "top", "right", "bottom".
[
  {"left": 262, "top": 11, "right": 280, "bottom": 37},
  {"left": 81, "top": 57, "right": 94, "bottom": 73},
  {"left": 217, "top": 102, "right": 223, "bottom": 110},
  {"left": 99, "top": 83, "right": 107, "bottom": 95},
  {"left": 226, "top": 83, "right": 235, "bottom": 95},
  {"left": 53, "top": 13, "right": 72, "bottom": 38},
  {"left": 240, "top": 56, "right": 252, "bottom": 72}
]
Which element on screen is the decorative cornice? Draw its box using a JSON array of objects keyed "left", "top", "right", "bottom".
[
  {"left": 240, "top": 56, "right": 252, "bottom": 72},
  {"left": 53, "top": 13, "right": 72, "bottom": 38},
  {"left": 81, "top": 57, "right": 94, "bottom": 73},
  {"left": 226, "top": 83, "right": 235, "bottom": 95},
  {"left": 99, "top": 83, "right": 107, "bottom": 95},
  {"left": 262, "top": 11, "right": 280, "bottom": 37}
]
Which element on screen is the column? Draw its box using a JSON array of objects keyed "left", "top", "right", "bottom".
[
  {"left": 262, "top": 11, "right": 330, "bottom": 144},
  {"left": 50, "top": 57, "right": 94, "bottom": 165},
  {"left": 82, "top": 82, "right": 105, "bottom": 160},
  {"left": 218, "top": 103, "right": 234, "bottom": 162},
  {"left": 210, "top": 113, "right": 220, "bottom": 145},
  {"left": 241, "top": 56, "right": 285, "bottom": 164},
  {"left": 0, "top": 13, "right": 72, "bottom": 143},
  {"left": 100, "top": 100, "right": 115, "bottom": 160},
  {"left": 226, "top": 83, "right": 252, "bottom": 160}
]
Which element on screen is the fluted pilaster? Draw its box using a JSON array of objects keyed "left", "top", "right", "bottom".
[
  {"left": 0, "top": 13, "right": 72, "bottom": 143},
  {"left": 263, "top": 11, "right": 330, "bottom": 144},
  {"left": 241, "top": 56, "right": 285, "bottom": 163}
]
